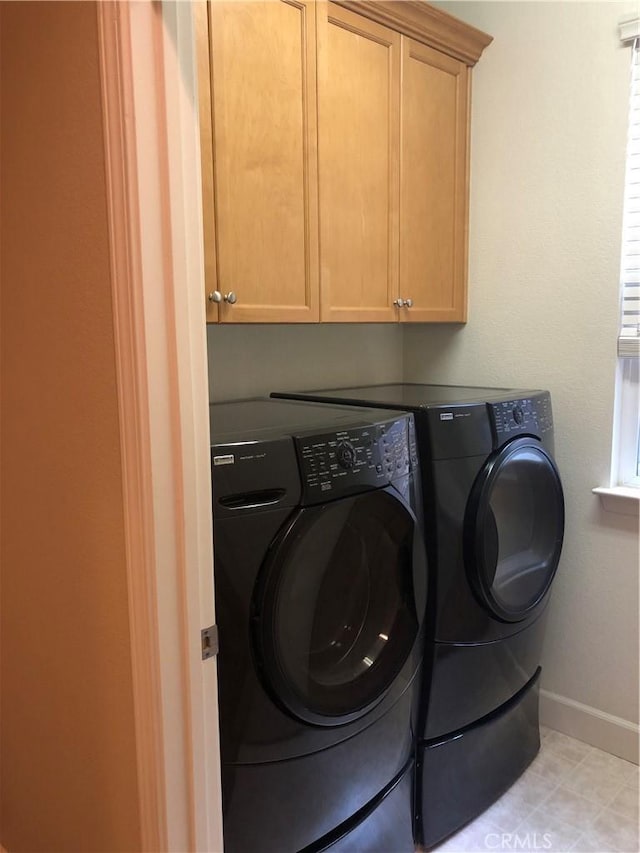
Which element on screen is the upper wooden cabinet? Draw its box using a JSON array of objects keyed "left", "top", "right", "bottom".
[
  {"left": 400, "top": 39, "right": 469, "bottom": 322},
  {"left": 317, "top": 5, "right": 399, "bottom": 322},
  {"left": 197, "top": 0, "right": 491, "bottom": 324},
  {"left": 199, "top": 0, "right": 319, "bottom": 323}
]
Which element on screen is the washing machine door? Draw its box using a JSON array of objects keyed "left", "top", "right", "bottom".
[
  {"left": 465, "top": 437, "right": 564, "bottom": 623},
  {"left": 253, "top": 487, "right": 423, "bottom": 727}
]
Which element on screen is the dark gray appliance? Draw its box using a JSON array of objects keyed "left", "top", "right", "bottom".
[
  {"left": 210, "top": 398, "right": 428, "bottom": 852},
  {"left": 271, "top": 384, "right": 565, "bottom": 848}
]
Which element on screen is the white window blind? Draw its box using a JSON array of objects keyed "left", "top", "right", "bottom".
[{"left": 619, "top": 37, "right": 640, "bottom": 358}]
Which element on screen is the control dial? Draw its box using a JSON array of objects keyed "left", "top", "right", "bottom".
[
  {"left": 512, "top": 405, "right": 524, "bottom": 425},
  {"left": 336, "top": 441, "right": 357, "bottom": 469}
]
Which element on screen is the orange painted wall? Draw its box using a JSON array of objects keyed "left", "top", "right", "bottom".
[{"left": 1, "top": 3, "right": 141, "bottom": 850}]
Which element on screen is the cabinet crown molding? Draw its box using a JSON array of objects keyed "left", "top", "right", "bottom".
[{"left": 334, "top": 1, "right": 492, "bottom": 65}]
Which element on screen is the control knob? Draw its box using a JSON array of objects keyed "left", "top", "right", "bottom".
[
  {"left": 336, "top": 441, "right": 357, "bottom": 469},
  {"left": 512, "top": 406, "right": 524, "bottom": 425}
]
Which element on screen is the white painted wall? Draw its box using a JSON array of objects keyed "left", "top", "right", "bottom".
[
  {"left": 208, "top": 324, "right": 403, "bottom": 401},
  {"left": 406, "top": 1, "right": 639, "bottom": 752}
]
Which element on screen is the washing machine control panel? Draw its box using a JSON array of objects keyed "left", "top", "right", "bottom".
[
  {"left": 295, "top": 415, "right": 417, "bottom": 503},
  {"left": 489, "top": 392, "right": 553, "bottom": 440}
]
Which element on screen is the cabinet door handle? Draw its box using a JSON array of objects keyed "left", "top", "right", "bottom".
[
  {"left": 405, "top": 298, "right": 413, "bottom": 308},
  {"left": 208, "top": 291, "right": 222, "bottom": 303},
  {"left": 393, "top": 298, "right": 405, "bottom": 308},
  {"left": 224, "top": 291, "right": 238, "bottom": 305}
]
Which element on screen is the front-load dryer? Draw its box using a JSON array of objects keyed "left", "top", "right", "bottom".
[
  {"left": 270, "top": 384, "right": 565, "bottom": 847},
  {"left": 210, "top": 398, "right": 427, "bottom": 852}
]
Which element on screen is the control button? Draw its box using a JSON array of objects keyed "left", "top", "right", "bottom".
[
  {"left": 375, "top": 464, "right": 383, "bottom": 474},
  {"left": 336, "top": 441, "right": 356, "bottom": 469},
  {"left": 512, "top": 406, "right": 524, "bottom": 425}
]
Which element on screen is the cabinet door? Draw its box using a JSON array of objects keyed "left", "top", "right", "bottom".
[
  {"left": 318, "top": 3, "right": 400, "bottom": 322},
  {"left": 400, "top": 38, "right": 469, "bottom": 323},
  {"left": 206, "top": 1, "right": 319, "bottom": 323}
]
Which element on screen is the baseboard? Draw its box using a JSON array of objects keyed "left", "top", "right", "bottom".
[{"left": 540, "top": 689, "right": 639, "bottom": 764}]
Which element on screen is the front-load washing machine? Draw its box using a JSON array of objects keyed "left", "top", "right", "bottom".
[
  {"left": 271, "top": 384, "right": 565, "bottom": 847},
  {"left": 210, "top": 398, "right": 427, "bottom": 852}
]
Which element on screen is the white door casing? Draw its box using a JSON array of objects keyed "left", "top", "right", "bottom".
[{"left": 97, "top": 2, "right": 223, "bottom": 850}]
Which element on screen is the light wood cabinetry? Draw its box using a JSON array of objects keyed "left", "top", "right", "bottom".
[
  {"left": 199, "top": 0, "right": 319, "bottom": 323},
  {"left": 317, "top": 4, "right": 399, "bottom": 322},
  {"left": 399, "top": 39, "right": 469, "bottom": 322},
  {"left": 197, "top": 0, "right": 491, "bottom": 324}
]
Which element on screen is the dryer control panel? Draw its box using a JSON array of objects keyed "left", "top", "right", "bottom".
[
  {"left": 295, "top": 414, "right": 417, "bottom": 504},
  {"left": 489, "top": 392, "right": 553, "bottom": 442}
]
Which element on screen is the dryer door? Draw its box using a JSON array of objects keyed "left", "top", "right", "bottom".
[
  {"left": 465, "top": 437, "right": 564, "bottom": 623},
  {"left": 253, "top": 488, "right": 424, "bottom": 727}
]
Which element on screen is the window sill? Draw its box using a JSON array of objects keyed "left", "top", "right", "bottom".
[{"left": 592, "top": 486, "right": 640, "bottom": 517}]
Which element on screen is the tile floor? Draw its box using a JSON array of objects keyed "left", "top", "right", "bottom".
[{"left": 434, "top": 727, "right": 639, "bottom": 852}]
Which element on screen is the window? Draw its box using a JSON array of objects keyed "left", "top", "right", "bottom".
[
  {"left": 613, "top": 359, "right": 640, "bottom": 487},
  {"left": 613, "top": 24, "right": 640, "bottom": 490}
]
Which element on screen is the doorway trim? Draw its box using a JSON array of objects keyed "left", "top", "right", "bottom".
[{"left": 97, "top": 2, "right": 223, "bottom": 850}]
